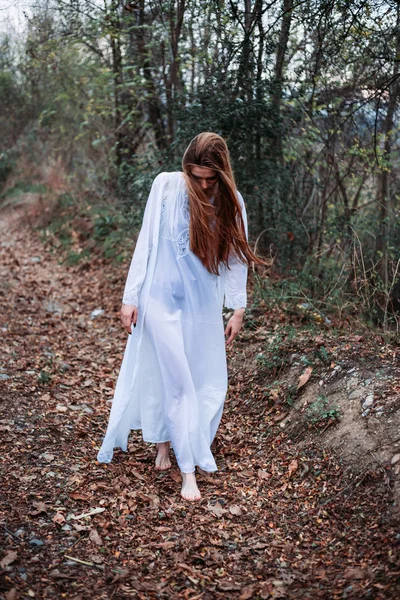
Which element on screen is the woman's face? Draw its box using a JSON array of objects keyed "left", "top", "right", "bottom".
[{"left": 190, "top": 166, "right": 219, "bottom": 192}]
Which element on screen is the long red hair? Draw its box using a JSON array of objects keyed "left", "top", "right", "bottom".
[{"left": 182, "top": 132, "right": 265, "bottom": 275}]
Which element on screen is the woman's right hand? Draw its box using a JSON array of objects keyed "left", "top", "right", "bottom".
[{"left": 120, "top": 304, "right": 138, "bottom": 334}]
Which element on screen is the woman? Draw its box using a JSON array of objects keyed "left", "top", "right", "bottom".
[{"left": 97, "top": 132, "right": 264, "bottom": 501}]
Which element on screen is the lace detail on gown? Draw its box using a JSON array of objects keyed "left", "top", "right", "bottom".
[
  {"left": 160, "top": 198, "right": 167, "bottom": 236},
  {"left": 176, "top": 228, "right": 190, "bottom": 258},
  {"left": 122, "top": 290, "right": 139, "bottom": 306},
  {"left": 224, "top": 291, "right": 247, "bottom": 309},
  {"left": 181, "top": 189, "right": 214, "bottom": 223},
  {"left": 181, "top": 196, "right": 190, "bottom": 224},
  {"left": 160, "top": 177, "right": 170, "bottom": 236}
]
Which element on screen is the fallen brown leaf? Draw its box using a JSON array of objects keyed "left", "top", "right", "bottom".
[
  {"left": 229, "top": 504, "right": 243, "bottom": 516},
  {"left": 343, "top": 567, "right": 367, "bottom": 580},
  {"left": 0, "top": 550, "right": 18, "bottom": 568},
  {"left": 89, "top": 529, "right": 103, "bottom": 545},
  {"left": 207, "top": 502, "right": 227, "bottom": 518},
  {"left": 89, "top": 554, "right": 104, "bottom": 564},
  {"left": 288, "top": 459, "right": 298, "bottom": 478},
  {"left": 52, "top": 512, "right": 66, "bottom": 525},
  {"left": 297, "top": 366, "right": 313, "bottom": 390},
  {"left": 30, "top": 501, "right": 47, "bottom": 515},
  {"left": 240, "top": 584, "right": 256, "bottom": 599}
]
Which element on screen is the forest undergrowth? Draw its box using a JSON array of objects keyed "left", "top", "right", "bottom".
[{"left": 0, "top": 197, "right": 399, "bottom": 599}]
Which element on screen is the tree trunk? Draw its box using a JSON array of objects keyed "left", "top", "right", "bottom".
[
  {"left": 165, "top": 0, "right": 186, "bottom": 143},
  {"left": 109, "top": 1, "right": 123, "bottom": 168},
  {"left": 271, "top": 0, "right": 293, "bottom": 164},
  {"left": 136, "top": 0, "right": 167, "bottom": 151},
  {"left": 376, "top": 1, "right": 400, "bottom": 290}
]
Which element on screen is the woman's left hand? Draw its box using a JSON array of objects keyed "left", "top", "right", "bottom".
[{"left": 225, "top": 308, "right": 245, "bottom": 345}]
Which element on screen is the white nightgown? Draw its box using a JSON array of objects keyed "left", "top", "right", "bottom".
[{"left": 96, "top": 171, "right": 248, "bottom": 473}]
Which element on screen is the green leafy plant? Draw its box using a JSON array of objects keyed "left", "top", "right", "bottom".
[
  {"left": 305, "top": 395, "right": 341, "bottom": 426},
  {"left": 37, "top": 370, "right": 52, "bottom": 384}
]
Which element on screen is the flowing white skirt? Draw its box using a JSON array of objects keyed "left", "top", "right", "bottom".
[{"left": 97, "top": 240, "right": 228, "bottom": 473}]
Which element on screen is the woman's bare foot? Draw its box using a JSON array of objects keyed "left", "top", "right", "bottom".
[
  {"left": 155, "top": 442, "right": 171, "bottom": 470},
  {"left": 181, "top": 471, "right": 201, "bottom": 501}
]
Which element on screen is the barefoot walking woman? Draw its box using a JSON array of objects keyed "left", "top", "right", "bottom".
[{"left": 97, "top": 132, "right": 264, "bottom": 500}]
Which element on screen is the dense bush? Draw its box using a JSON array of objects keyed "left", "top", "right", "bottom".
[{"left": 0, "top": 0, "right": 399, "bottom": 330}]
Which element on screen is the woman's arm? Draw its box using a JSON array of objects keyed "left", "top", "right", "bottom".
[
  {"left": 224, "top": 191, "right": 249, "bottom": 344},
  {"left": 120, "top": 173, "right": 164, "bottom": 333}
]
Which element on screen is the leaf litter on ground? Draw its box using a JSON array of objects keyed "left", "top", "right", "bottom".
[{"left": 0, "top": 207, "right": 399, "bottom": 598}]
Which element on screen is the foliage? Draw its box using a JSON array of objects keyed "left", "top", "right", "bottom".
[
  {"left": 0, "top": 149, "right": 18, "bottom": 187},
  {"left": 305, "top": 395, "right": 342, "bottom": 426},
  {"left": 0, "top": 0, "right": 399, "bottom": 329}
]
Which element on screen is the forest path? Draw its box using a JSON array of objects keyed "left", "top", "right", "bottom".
[{"left": 0, "top": 205, "right": 399, "bottom": 599}]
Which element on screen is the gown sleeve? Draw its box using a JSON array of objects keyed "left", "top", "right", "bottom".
[
  {"left": 223, "top": 191, "right": 249, "bottom": 310},
  {"left": 122, "top": 173, "right": 165, "bottom": 306}
]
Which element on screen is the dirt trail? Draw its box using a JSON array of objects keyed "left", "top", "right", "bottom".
[{"left": 0, "top": 205, "right": 399, "bottom": 599}]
